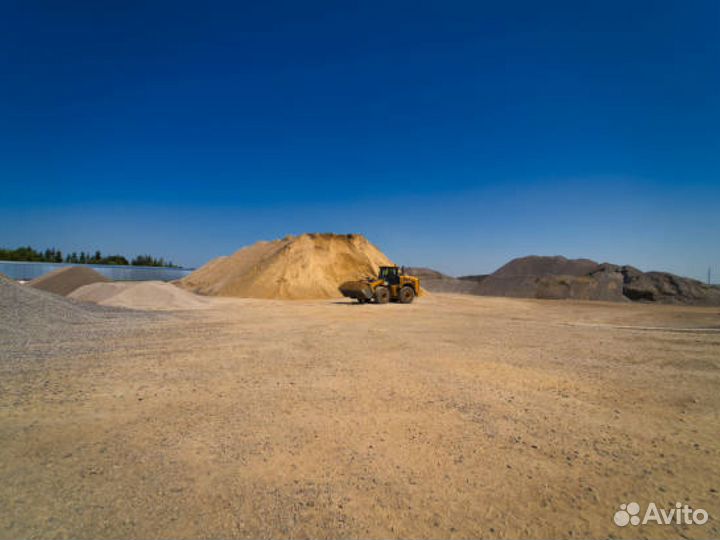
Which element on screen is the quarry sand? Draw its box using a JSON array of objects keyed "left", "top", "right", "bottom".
[
  {"left": 1, "top": 294, "right": 719, "bottom": 539},
  {"left": 27, "top": 266, "right": 108, "bottom": 296},
  {"left": 179, "top": 233, "right": 393, "bottom": 299}
]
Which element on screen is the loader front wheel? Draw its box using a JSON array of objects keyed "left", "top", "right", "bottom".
[
  {"left": 398, "top": 286, "right": 415, "bottom": 304},
  {"left": 374, "top": 286, "right": 390, "bottom": 304}
]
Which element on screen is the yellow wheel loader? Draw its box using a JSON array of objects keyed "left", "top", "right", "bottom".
[{"left": 339, "top": 266, "right": 420, "bottom": 304}]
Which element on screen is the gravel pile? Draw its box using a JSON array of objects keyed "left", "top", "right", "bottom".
[
  {"left": 404, "top": 267, "right": 483, "bottom": 295},
  {"left": 414, "top": 256, "right": 720, "bottom": 305},
  {"left": 491, "top": 256, "right": 600, "bottom": 278},
  {"left": 0, "top": 274, "right": 157, "bottom": 358}
]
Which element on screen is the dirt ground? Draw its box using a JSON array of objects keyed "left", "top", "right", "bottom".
[{"left": 1, "top": 293, "right": 719, "bottom": 539}]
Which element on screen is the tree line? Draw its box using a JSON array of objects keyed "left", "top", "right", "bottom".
[{"left": 0, "top": 246, "right": 179, "bottom": 268}]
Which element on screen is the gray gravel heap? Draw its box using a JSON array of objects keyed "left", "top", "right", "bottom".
[{"left": 0, "top": 274, "right": 158, "bottom": 358}]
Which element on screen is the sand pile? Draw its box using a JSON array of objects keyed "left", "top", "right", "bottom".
[
  {"left": 28, "top": 266, "right": 109, "bottom": 296},
  {"left": 70, "top": 281, "right": 212, "bottom": 310},
  {"left": 179, "top": 233, "right": 393, "bottom": 299}
]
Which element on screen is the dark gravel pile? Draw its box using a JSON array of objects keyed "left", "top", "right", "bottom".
[
  {"left": 491, "top": 255, "right": 600, "bottom": 278},
  {"left": 411, "top": 257, "right": 720, "bottom": 305},
  {"left": 598, "top": 264, "right": 720, "bottom": 305},
  {"left": 404, "top": 267, "right": 485, "bottom": 295}
]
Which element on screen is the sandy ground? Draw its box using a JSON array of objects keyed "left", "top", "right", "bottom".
[{"left": 1, "top": 293, "right": 719, "bottom": 539}]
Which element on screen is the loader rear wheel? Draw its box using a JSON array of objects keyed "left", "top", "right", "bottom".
[
  {"left": 374, "top": 286, "right": 390, "bottom": 304},
  {"left": 398, "top": 286, "right": 415, "bottom": 304}
]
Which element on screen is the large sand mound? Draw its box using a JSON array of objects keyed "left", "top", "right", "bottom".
[
  {"left": 28, "top": 266, "right": 109, "bottom": 296},
  {"left": 179, "top": 233, "right": 393, "bottom": 299},
  {"left": 70, "top": 281, "right": 212, "bottom": 310}
]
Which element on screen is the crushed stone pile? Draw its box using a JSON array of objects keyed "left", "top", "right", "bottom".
[
  {"left": 452, "top": 256, "right": 623, "bottom": 302},
  {"left": 179, "top": 233, "right": 393, "bottom": 299},
  {"left": 0, "top": 274, "right": 157, "bottom": 357},
  {"left": 405, "top": 267, "right": 483, "bottom": 295},
  {"left": 1, "top": 273, "right": 104, "bottom": 342},
  {"left": 476, "top": 256, "right": 720, "bottom": 304},
  {"left": 28, "top": 266, "right": 109, "bottom": 296},
  {"left": 596, "top": 264, "right": 720, "bottom": 306},
  {"left": 491, "top": 256, "right": 600, "bottom": 278},
  {"left": 70, "top": 281, "right": 212, "bottom": 310},
  {"left": 415, "top": 255, "right": 720, "bottom": 305},
  {"left": 473, "top": 255, "right": 625, "bottom": 301}
]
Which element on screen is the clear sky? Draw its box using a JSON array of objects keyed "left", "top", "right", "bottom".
[{"left": 1, "top": 1, "right": 718, "bottom": 279}]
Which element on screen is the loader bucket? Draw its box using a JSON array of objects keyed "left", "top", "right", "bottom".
[{"left": 339, "top": 280, "right": 373, "bottom": 301}]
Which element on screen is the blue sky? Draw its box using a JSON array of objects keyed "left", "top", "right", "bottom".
[{"left": 1, "top": 1, "right": 718, "bottom": 278}]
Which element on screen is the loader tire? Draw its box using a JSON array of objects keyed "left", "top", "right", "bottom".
[
  {"left": 398, "top": 286, "right": 415, "bottom": 304},
  {"left": 374, "top": 286, "right": 390, "bottom": 304}
]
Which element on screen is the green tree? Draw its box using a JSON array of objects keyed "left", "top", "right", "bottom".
[
  {"left": 101, "top": 255, "right": 129, "bottom": 265},
  {"left": 2, "top": 246, "right": 179, "bottom": 267}
]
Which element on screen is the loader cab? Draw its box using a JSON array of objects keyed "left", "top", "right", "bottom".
[{"left": 378, "top": 266, "right": 400, "bottom": 285}]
